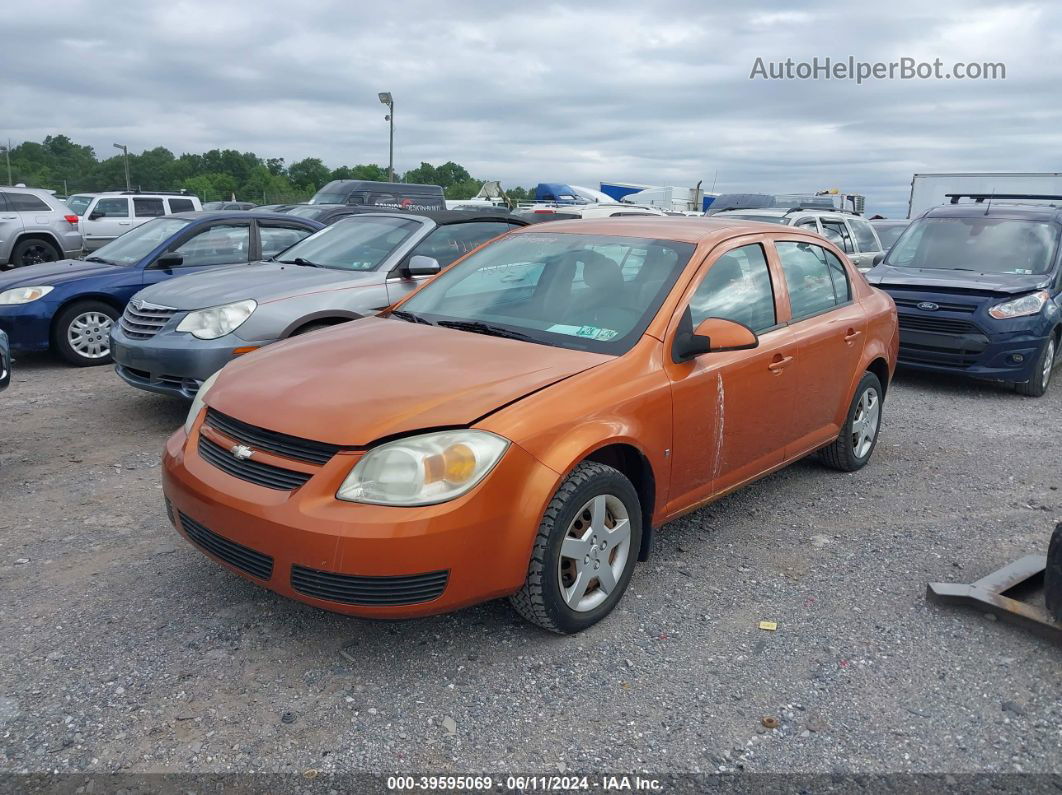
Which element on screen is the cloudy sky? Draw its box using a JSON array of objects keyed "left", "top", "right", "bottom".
[{"left": 3, "top": 0, "right": 1060, "bottom": 215}]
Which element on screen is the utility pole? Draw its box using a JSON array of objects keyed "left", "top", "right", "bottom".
[
  {"left": 2, "top": 139, "right": 11, "bottom": 186},
  {"left": 113, "top": 143, "right": 131, "bottom": 191},
  {"left": 378, "top": 92, "right": 394, "bottom": 182}
]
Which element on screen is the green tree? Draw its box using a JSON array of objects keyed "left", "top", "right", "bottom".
[{"left": 288, "top": 157, "right": 331, "bottom": 191}]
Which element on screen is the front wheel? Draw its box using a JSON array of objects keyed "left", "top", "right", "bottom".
[
  {"left": 1015, "top": 335, "right": 1057, "bottom": 397},
  {"left": 819, "top": 371, "right": 883, "bottom": 472},
  {"left": 53, "top": 300, "right": 119, "bottom": 366},
  {"left": 509, "top": 461, "right": 642, "bottom": 634}
]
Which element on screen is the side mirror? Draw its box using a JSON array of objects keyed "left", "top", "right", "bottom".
[
  {"left": 871, "top": 252, "right": 886, "bottom": 267},
  {"left": 89, "top": 210, "right": 104, "bottom": 221},
  {"left": 154, "top": 251, "right": 184, "bottom": 269},
  {"left": 406, "top": 255, "right": 441, "bottom": 277},
  {"left": 673, "top": 317, "right": 758, "bottom": 362}
]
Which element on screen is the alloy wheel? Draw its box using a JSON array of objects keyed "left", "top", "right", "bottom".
[
  {"left": 67, "top": 312, "right": 114, "bottom": 359},
  {"left": 557, "top": 494, "right": 631, "bottom": 612},
  {"left": 850, "top": 387, "right": 880, "bottom": 459},
  {"left": 20, "top": 243, "right": 54, "bottom": 266},
  {"left": 1042, "top": 338, "right": 1056, "bottom": 392}
]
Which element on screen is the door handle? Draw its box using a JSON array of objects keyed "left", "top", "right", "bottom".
[
  {"left": 118, "top": 221, "right": 131, "bottom": 226},
  {"left": 844, "top": 328, "right": 862, "bottom": 344},
  {"left": 768, "top": 354, "right": 793, "bottom": 373},
  {"left": 0, "top": 215, "right": 17, "bottom": 220}
]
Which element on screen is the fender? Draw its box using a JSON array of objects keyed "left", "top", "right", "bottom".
[{"left": 279, "top": 310, "right": 362, "bottom": 338}]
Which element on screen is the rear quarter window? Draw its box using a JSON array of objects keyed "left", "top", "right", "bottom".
[{"left": 7, "top": 192, "right": 52, "bottom": 212}]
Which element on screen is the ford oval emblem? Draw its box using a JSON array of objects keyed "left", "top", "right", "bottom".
[{"left": 916, "top": 301, "right": 939, "bottom": 312}]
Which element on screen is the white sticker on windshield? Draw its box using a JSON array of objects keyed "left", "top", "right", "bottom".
[{"left": 547, "top": 324, "right": 619, "bottom": 341}]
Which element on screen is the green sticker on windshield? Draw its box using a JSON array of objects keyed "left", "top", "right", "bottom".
[{"left": 547, "top": 324, "right": 618, "bottom": 341}]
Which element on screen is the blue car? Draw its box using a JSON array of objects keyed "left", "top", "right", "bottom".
[
  {"left": 0, "top": 211, "right": 322, "bottom": 366},
  {"left": 867, "top": 194, "right": 1062, "bottom": 396},
  {"left": 0, "top": 328, "right": 9, "bottom": 390}
]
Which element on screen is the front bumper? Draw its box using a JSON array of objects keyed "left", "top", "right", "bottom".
[
  {"left": 111, "top": 326, "right": 271, "bottom": 399},
  {"left": 161, "top": 415, "right": 560, "bottom": 619},
  {"left": 0, "top": 302, "right": 55, "bottom": 353}
]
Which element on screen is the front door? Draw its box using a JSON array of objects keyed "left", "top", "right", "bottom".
[
  {"left": 83, "top": 197, "right": 131, "bottom": 250},
  {"left": 140, "top": 222, "right": 251, "bottom": 289},
  {"left": 663, "top": 239, "right": 797, "bottom": 514}
]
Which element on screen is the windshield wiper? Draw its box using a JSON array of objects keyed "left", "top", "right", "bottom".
[
  {"left": 277, "top": 257, "right": 322, "bottom": 268},
  {"left": 389, "top": 309, "right": 434, "bottom": 325},
  {"left": 84, "top": 256, "right": 117, "bottom": 265},
  {"left": 437, "top": 319, "right": 534, "bottom": 341}
]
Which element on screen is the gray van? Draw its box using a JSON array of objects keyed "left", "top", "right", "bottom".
[{"left": 309, "top": 180, "right": 445, "bottom": 210}]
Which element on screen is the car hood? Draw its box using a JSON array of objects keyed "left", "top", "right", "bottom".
[
  {"left": 868, "top": 266, "right": 1051, "bottom": 295},
  {"left": 0, "top": 259, "right": 129, "bottom": 290},
  {"left": 206, "top": 316, "right": 610, "bottom": 446},
  {"left": 134, "top": 261, "right": 374, "bottom": 310}
]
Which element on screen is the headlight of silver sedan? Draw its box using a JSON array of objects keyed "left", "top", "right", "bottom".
[
  {"left": 0, "top": 286, "right": 54, "bottom": 304},
  {"left": 337, "top": 430, "right": 510, "bottom": 506},
  {"left": 176, "top": 299, "right": 257, "bottom": 340}
]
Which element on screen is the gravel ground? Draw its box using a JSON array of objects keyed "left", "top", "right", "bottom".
[{"left": 0, "top": 353, "right": 1060, "bottom": 778}]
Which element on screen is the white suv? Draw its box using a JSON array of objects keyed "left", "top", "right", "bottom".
[
  {"left": 711, "top": 207, "right": 884, "bottom": 271},
  {"left": 70, "top": 192, "right": 202, "bottom": 251}
]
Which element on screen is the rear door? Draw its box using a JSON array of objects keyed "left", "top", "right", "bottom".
[
  {"left": 845, "top": 216, "right": 883, "bottom": 269},
  {"left": 770, "top": 237, "right": 868, "bottom": 457},
  {"left": 0, "top": 192, "right": 24, "bottom": 263},
  {"left": 83, "top": 197, "right": 131, "bottom": 250}
]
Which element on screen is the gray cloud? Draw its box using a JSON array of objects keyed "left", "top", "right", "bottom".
[{"left": 2, "top": 0, "right": 1059, "bottom": 215}]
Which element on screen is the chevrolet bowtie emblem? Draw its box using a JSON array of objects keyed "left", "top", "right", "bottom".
[{"left": 230, "top": 444, "right": 254, "bottom": 461}]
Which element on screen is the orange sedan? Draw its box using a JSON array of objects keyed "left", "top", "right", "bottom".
[{"left": 162, "top": 218, "right": 898, "bottom": 633}]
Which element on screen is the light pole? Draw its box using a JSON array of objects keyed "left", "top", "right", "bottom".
[
  {"left": 378, "top": 92, "right": 394, "bottom": 182},
  {"left": 113, "top": 143, "right": 131, "bottom": 191},
  {"left": 1, "top": 140, "right": 11, "bottom": 186}
]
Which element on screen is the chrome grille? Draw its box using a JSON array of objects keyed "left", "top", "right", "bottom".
[{"left": 120, "top": 301, "right": 177, "bottom": 340}]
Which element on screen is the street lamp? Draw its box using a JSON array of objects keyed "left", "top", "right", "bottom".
[
  {"left": 113, "top": 143, "right": 131, "bottom": 191},
  {"left": 378, "top": 92, "right": 394, "bottom": 182}
]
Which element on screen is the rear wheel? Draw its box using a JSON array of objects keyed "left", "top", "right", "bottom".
[
  {"left": 819, "top": 372, "right": 883, "bottom": 472},
  {"left": 53, "top": 301, "right": 119, "bottom": 366},
  {"left": 11, "top": 237, "right": 61, "bottom": 268},
  {"left": 1015, "top": 335, "right": 1057, "bottom": 397},
  {"left": 509, "top": 461, "right": 641, "bottom": 634}
]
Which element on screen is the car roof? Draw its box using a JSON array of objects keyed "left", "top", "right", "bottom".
[
  {"left": 167, "top": 210, "right": 321, "bottom": 224},
  {"left": 923, "top": 202, "right": 1062, "bottom": 222},
  {"left": 1, "top": 186, "right": 56, "bottom": 196},
  {"left": 510, "top": 216, "right": 797, "bottom": 244},
  {"left": 335, "top": 209, "right": 527, "bottom": 226}
]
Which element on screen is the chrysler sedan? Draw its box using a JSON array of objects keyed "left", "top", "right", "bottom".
[{"left": 162, "top": 217, "right": 898, "bottom": 633}]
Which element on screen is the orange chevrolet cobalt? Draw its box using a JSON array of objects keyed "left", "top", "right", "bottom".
[{"left": 163, "top": 218, "right": 898, "bottom": 633}]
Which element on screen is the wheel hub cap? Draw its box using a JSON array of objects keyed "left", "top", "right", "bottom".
[
  {"left": 557, "top": 494, "right": 631, "bottom": 613},
  {"left": 68, "top": 312, "right": 113, "bottom": 359},
  {"left": 850, "top": 387, "right": 880, "bottom": 458}
]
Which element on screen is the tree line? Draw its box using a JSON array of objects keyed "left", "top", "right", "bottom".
[{"left": 2, "top": 135, "right": 535, "bottom": 204}]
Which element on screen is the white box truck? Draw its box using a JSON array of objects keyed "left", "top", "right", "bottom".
[{"left": 908, "top": 172, "right": 1062, "bottom": 218}]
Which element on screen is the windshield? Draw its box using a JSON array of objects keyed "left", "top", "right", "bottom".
[
  {"left": 66, "top": 195, "right": 94, "bottom": 216},
  {"left": 286, "top": 204, "right": 341, "bottom": 219},
  {"left": 276, "top": 216, "right": 420, "bottom": 270},
  {"left": 309, "top": 193, "right": 347, "bottom": 205},
  {"left": 400, "top": 232, "right": 695, "bottom": 355},
  {"left": 87, "top": 217, "right": 190, "bottom": 266},
  {"left": 885, "top": 217, "right": 1059, "bottom": 275}
]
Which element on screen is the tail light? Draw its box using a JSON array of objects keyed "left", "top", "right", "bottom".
[
  {"left": 533, "top": 209, "right": 555, "bottom": 214},
  {"left": 64, "top": 215, "right": 79, "bottom": 225}
]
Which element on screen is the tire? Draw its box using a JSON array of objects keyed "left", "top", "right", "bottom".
[
  {"left": 53, "top": 300, "right": 120, "bottom": 366},
  {"left": 509, "top": 461, "right": 642, "bottom": 634},
  {"left": 11, "top": 237, "right": 61, "bottom": 268},
  {"left": 1015, "top": 335, "right": 1057, "bottom": 397},
  {"left": 1046, "top": 522, "right": 1062, "bottom": 623},
  {"left": 819, "top": 371, "right": 884, "bottom": 472}
]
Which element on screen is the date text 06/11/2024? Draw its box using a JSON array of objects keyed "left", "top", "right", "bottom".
[{"left": 385, "top": 775, "right": 664, "bottom": 791}]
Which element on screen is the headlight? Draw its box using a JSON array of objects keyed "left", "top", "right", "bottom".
[
  {"left": 0, "top": 286, "right": 54, "bottom": 305},
  {"left": 988, "top": 290, "right": 1050, "bottom": 319},
  {"left": 176, "top": 299, "right": 256, "bottom": 340},
  {"left": 183, "top": 371, "right": 220, "bottom": 434},
  {"left": 337, "top": 430, "right": 510, "bottom": 506}
]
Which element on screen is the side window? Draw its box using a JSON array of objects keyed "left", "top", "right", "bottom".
[
  {"left": 93, "top": 198, "right": 130, "bottom": 218},
  {"left": 411, "top": 222, "right": 512, "bottom": 267},
  {"left": 777, "top": 241, "right": 849, "bottom": 321},
  {"left": 688, "top": 244, "right": 776, "bottom": 333},
  {"left": 848, "top": 218, "right": 880, "bottom": 253},
  {"left": 260, "top": 224, "right": 314, "bottom": 258},
  {"left": 820, "top": 220, "right": 854, "bottom": 253},
  {"left": 167, "top": 198, "right": 195, "bottom": 213},
  {"left": 8, "top": 192, "right": 52, "bottom": 212},
  {"left": 134, "top": 198, "right": 166, "bottom": 218},
  {"left": 794, "top": 218, "right": 819, "bottom": 231},
  {"left": 172, "top": 224, "right": 250, "bottom": 268},
  {"left": 0, "top": 193, "right": 9, "bottom": 212}
]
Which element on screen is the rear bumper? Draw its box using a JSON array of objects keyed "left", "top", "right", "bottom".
[
  {"left": 0, "top": 302, "right": 54, "bottom": 352},
  {"left": 111, "top": 327, "right": 270, "bottom": 399},
  {"left": 161, "top": 418, "right": 558, "bottom": 619}
]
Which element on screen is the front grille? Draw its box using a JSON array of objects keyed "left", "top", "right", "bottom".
[
  {"left": 119, "top": 302, "right": 177, "bottom": 340},
  {"left": 898, "top": 314, "right": 982, "bottom": 335},
  {"left": 204, "top": 408, "right": 341, "bottom": 465},
  {"left": 198, "top": 435, "right": 311, "bottom": 491},
  {"left": 291, "top": 565, "right": 449, "bottom": 606},
  {"left": 891, "top": 296, "right": 978, "bottom": 314},
  {"left": 177, "top": 511, "right": 273, "bottom": 580}
]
